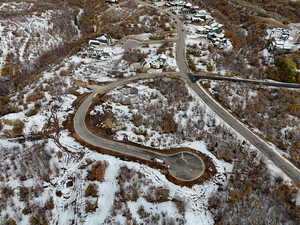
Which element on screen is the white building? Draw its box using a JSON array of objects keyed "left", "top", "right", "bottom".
[
  {"left": 89, "top": 34, "right": 112, "bottom": 47},
  {"left": 267, "top": 28, "right": 300, "bottom": 53},
  {"left": 106, "top": 0, "right": 118, "bottom": 4},
  {"left": 142, "top": 54, "right": 167, "bottom": 69},
  {"left": 184, "top": 9, "right": 213, "bottom": 22}
]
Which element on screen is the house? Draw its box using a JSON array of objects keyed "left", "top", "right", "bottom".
[
  {"left": 210, "top": 22, "right": 223, "bottom": 30},
  {"left": 185, "top": 10, "right": 213, "bottom": 22},
  {"left": 194, "top": 10, "right": 213, "bottom": 20},
  {"left": 89, "top": 34, "right": 112, "bottom": 47},
  {"left": 183, "top": 2, "right": 192, "bottom": 8},
  {"left": 268, "top": 28, "right": 300, "bottom": 53},
  {"left": 180, "top": 8, "right": 197, "bottom": 15},
  {"left": 166, "top": 0, "right": 189, "bottom": 7},
  {"left": 268, "top": 40, "right": 295, "bottom": 53},
  {"left": 142, "top": 54, "right": 167, "bottom": 69},
  {"left": 106, "top": 0, "right": 118, "bottom": 4}
]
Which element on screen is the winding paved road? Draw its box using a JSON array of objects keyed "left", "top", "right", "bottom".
[
  {"left": 74, "top": 0, "right": 300, "bottom": 184},
  {"left": 74, "top": 72, "right": 206, "bottom": 182}
]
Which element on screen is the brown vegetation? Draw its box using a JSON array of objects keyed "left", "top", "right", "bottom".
[
  {"left": 267, "top": 55, "right": 300, "bottom": 82},
  {"left": 209, "top": 149, "right": 300, "bottom": 224},
  {"left": 29, "top": 215, "right": 49, "bottom": 225},
  {"left": 85, "top": 200, "right": 98, "bottom": 213},
  {"left": 87, "top": 161, "right": 108, "bottom": 181},
  {"left": 19, "top": 186, "right": 29, "bottom": 202},
  {"left": 122, "top": 50, "right": 147, "bottom": 64},
  {"left": 7, "top": 119, "right": 25, "bottom": 137},
  {"left": 85, "top": 183, "right": 98, "bottom": 197},
  {"left": 145, "top": 187, "right": 170, "bottom": 203},
  {"left": 0, "top": 96, "right": 20, "bottom": 117},
  {"left": 3, "top": 219, "right": 17, "bottom": 225},
  {"left": 0, "top": 0, "right": 91, "bottom": 95},
  {"left": 26, "top": 93, "right": 44, "bottom": 103},
  {"left": 1, "top": 186, "right": 14, "bottom": 199},
  {"left": 243, "top": 16, "right": 287, "bottom": 28},
  {"left": 44, "top": 197, "right": 54, "bottom": 210},
  {"left": 98, "top": 1, "right": 173, "bottom": 39}
]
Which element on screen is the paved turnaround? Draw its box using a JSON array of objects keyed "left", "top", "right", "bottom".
[{"left": 74, "top": 0, "right": 300, "bottom": 184}]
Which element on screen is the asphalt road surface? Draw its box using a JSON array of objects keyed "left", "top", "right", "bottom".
[{"left": 189, "top": 73, "right": 300, "bottom": 89}]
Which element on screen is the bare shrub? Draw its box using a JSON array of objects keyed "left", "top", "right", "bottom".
[
  {"left": 145, "top": 187, "right": 170, "bottom": 203},
  {"left": 44, "top": 197, "right": 54, "bottom": 210},
  {"left": 172, "top": 197, "right": 186, "bottom": 215},
  {"left": 85, "top": 200, "right": 98, "bottom": 213},
  {"left": 161, "top": 114, "right": 177, "bottom": 133},
  {"left": 87, "top": 161, "right": 108, "bottom": 181},
  {"left": 85, "top": 183, "right": 98, "bottom": 197},
  {"left": 137, "top": 205, "right": 150, "bottom": 219},
  {"left": 4, "top": 218, "right": 16, "bottom": 225},
  {"left": 19, "top": 186, "right": 29, "bottom": 202},
  {"left": 1, "top": 186, "right": 14, "bottom": 199},
  {"left": 22, "top": 206, "right": 32, "bottom": 215},
  {"left": 26, "top": 93, "right": 44, "bottom": 103},
  {"left": 132, "top": 114, "right": 144, "bottom": 127},
  {"left": 29, "top": 215, "right": 49, "bottom": 225}
]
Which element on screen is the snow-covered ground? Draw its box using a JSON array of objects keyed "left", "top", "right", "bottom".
[{"left": 0, "top": 4, "right": 80, "bottom": 73}]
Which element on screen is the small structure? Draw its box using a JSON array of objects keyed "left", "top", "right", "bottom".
[{"left": 89, "top": 34, "right": 112, "bottom": 47}]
